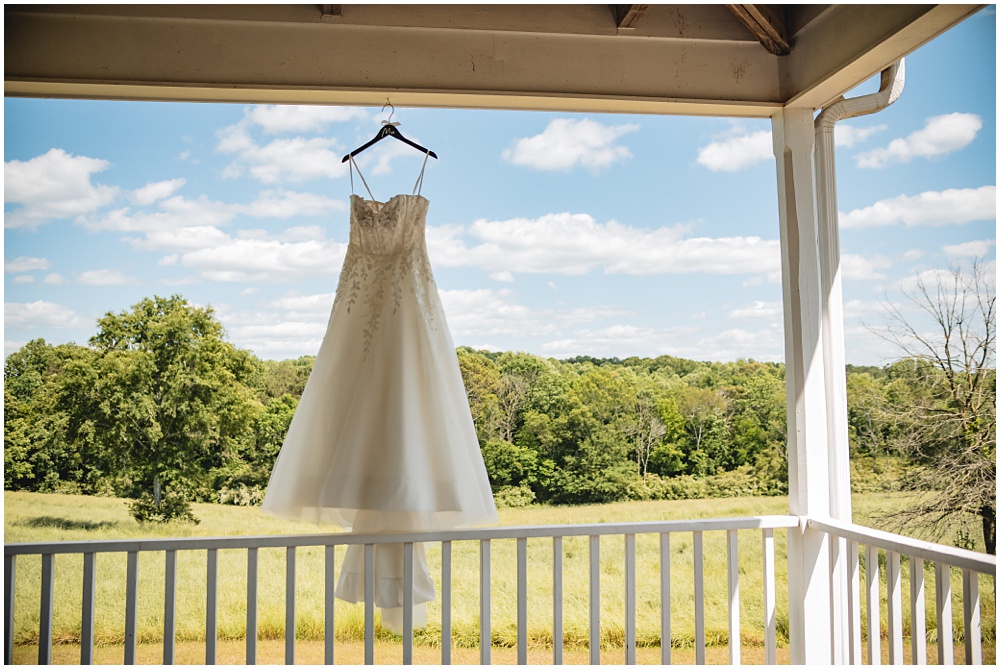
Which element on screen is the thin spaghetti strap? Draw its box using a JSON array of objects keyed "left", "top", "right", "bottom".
[
  {"left": 412, "top": 150, "right": 430, "bottom": 197},
  {"left": 349, "top": 155, "right": 376, "bottom": 201}
]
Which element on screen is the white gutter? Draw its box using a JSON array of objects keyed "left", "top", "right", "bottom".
[
  {"left": 815, "top": 59, "right": 904, "bottom": 666},
  {"left": 815, "top": 59, "right": 904, "bottom": 525}
]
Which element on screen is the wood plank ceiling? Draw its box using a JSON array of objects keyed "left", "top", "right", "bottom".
[{"left": 4, "top": 4, "right": 982, "bottom": 117}]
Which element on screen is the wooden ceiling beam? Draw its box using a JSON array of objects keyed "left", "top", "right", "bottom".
[
  {"left": 726, "top": 4, "right": 791, "bottom": 56},
  {"left": 612, "top": 4, "right": 648, "bottom": 31}
]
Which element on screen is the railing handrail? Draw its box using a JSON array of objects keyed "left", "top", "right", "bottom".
[
  {"left": 4, "top": 514, "right": 800, "bottom": 556},
  {"left": 808, "top": 516, "right": 997, "bottom": 575}
]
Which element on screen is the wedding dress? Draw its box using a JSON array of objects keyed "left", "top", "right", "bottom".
[{"left": 261, "top": 152, "right": 497, "bottom": 632}]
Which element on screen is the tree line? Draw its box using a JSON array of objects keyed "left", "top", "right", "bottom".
[{"left": 4, "top": 278, "right": 994, "bottom": 551}]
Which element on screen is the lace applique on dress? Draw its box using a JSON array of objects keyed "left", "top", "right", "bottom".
[{"left": 332, "top": 195, "right": 437, "bottom": 356}]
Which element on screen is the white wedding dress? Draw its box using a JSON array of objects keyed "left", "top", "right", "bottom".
[{"left": 262, "top": 153, "right": 498, "bottom": 632}]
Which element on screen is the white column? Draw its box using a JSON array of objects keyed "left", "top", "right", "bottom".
[{"left": 772, "top": 107, "right": 833, "bottom": 665}]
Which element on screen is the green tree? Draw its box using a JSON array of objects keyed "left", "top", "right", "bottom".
[
  {"left": 74, "top": 295, "right": 260, "bottom": 522},
  {"left": 674, "top": 385, "right": 730, "bottom": 475},
  {"left": 457, "top": 347, "right": 503, "bottom": 444},
  {"left": 4, "top": 339, "right": 102, "bottom": 492}
]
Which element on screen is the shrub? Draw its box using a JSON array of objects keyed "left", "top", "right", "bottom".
[
  {"left": 127, "top": 492, "right": 200, "bottom": 524},
  {"left": 493, "top": 483, "right": 537, "bottom": 508}
]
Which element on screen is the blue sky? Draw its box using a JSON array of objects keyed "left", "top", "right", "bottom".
[{"left": 4, "top": 9, "right": 996, "bottom": 366}]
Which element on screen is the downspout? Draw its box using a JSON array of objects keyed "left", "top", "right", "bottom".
[
  {"left": 815, "top": 60, "right": 904, "bottom": 665},
  {"left": 815, "top": 59, "right": 904, "bottom": 524}
]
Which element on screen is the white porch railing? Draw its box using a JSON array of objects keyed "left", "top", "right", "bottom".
[
  {"left": 810, "top": 517, "right": 997, "bottom": 666},
  {"left": 4, "top": 515, "right": 996, "bottom": 665}
]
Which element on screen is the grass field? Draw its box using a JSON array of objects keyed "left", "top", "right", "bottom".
[{"left": 5, "top": 491, "right": 995, "bottom": 663}]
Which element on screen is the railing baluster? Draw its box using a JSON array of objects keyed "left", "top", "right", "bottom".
[
  {"left": 625, "top": 533, "right": 636, "bottom": 665},
  {"left": 403, "top": 542, "right": 414, "bottom": 665},
  {"left": 364, "top": 543, "right": 374, "bottom": 666},
  {"left": 325, "top": 545, "right": 335, "bottom": 666},
  {"left": 480, "top": 539, "right": 491, "bottom": 665},
  {"left": 849, "top": 539, "right": 862, "bottom": 665},
  {"left": 125, "top": 550, "right": 138, "bottom": 665},
  {"left": 5, "top": 555, "right": 14, "bottom": 666},
  {"left": 39, "top": 553, "right": 54, "bottom": 664},
  {"left": 910, "top": 556, "right": 926, "bottom": 665},
  {"left": 887, "top": 551, "right": 902, "bottom": 664},
  {"left": 164, "top": 550, "right": 177, "bottom": 664},
  {"left": 285, "top": 546, "right": 296, "bottom": 665},
  {"left": 962, "top": 569, "right": 981, "bottom": 665},
  {"left": 762, "top": 529, "right": 776, "bottom": 665},
  {"left": 660, "top": 533, "right": 671, "bottom": 666},
  {"left": 694, "top": 531, "right": 705, "bottom": 665},
  {"left": 589, "top": 534, "right": 600, "bottom": 665},
  {"left": 553, "top": 536, "right": 563, "bottom": 666},
  {"left": 82, "top": 553, "right": 95, "bottom": 664},
  {"left": 246, "top": 547, "right": 258, "bottom": 665},
  {"left": 517, "top": 537, "right": 528, "bottom": 665},
  {"left": 206, "top": 548, "right": 218, "bottom": 665},
  {"left": 727, "top": 530, "right": 740, "bottom": 665},
  {"left": 936, "top": 562, "right": 953, "bottom": 665},
  {"left": 866, "top": 544, "right": 881, "bottom": 666},
  {"left": 442, "top": 541, "right": 452, "bottom": 665}
]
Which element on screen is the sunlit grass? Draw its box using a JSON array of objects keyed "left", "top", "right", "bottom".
[{"left": 5, "top": 491, "right": 995, "bottom": 655}]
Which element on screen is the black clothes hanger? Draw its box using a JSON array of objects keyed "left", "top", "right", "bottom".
[{"left": 341, "top": 102, "right": 439, "bottom": 162}]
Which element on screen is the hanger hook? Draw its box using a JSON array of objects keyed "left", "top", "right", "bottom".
[{"left": 381, "top": 99, "right": 395, "bottom": 125}]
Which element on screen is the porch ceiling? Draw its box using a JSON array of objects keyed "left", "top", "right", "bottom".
[{"left": 3, "top": 4, "right": 982, "bottom": 116}]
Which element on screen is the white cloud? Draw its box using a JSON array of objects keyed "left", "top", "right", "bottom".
[
  {"left": 839, "top": 186, "right": 996, "bottom": 229},
  {"left": 490, "top": 271, "right": 515, "bottom": 283},
  {"left": 178, "top": 237, "right": 348, "bottom": 282},
  {"left": 246, "top": 105, "right": 369, "bottom": 134},
  {"left": 82, "top": 195, "right": 237, "bottom": 234},
  {"left": 682, "top": 326, "right": 784, "bottom": 363},
  {"left": 844, "top": 299, "right": 888, "bottom": 320},
  {"left": 43, "top": 273, "right": 66, "bottom": 286},
  {"left": 856, "top": 113, "right": 982, "bottom": 168},
  {"left": 4, "top": 300, "right": 82, "bottom": 328},
  {"left": 842, "top": 253, "right": 892, "bottom": 280},
  {"left": 354, "top": 136, "right": 434, "bottom": 177},
  {"left": 428, "top": 213, "right": 780, "bottom": 277},
  {"left": 729, "top": 300, "right": 782, "bottom": 320},
  {"left": 13, "top": 275, "right": 35, "bottom": 284},
  {"left": 440, "top": 289, "right": 628, "bottom": 343},
  {"left": 696, "top": 129, "right": 771, "bottom": 172},
  {"left": 835, "top": 123, "right": 886, "bottom": 148},
  {"left": 217, "top": 119, "right": 349, "bottom": 184},
  {"left": 541, "top": 324, "right": 665, "bottom": 357},
  {"left": 536, "top": 320, "right": 784, "bottom": 362},
  {"left": 267, "top": 292, "right": 336, "bottom": 314},
  {"left": 130, "top": 225, "right": 232, "bottom": 253},
  {"left": 215, "top": 292, "right": 340, "bottom": 359},
  {"left": 502, "top": 118, "right": 639, "bottom": 172},
  {"left": 903, "top": 249, "right": 924, "bottom": 261},
  {"left": 4, "top": 149, "right": 119, "bottom": 229},
  {"left": 942, "top": 239, "right": 996, "bottom": 257},
  {"left": 130, "top": 178, "right": 186, "bottom": 206},
  {"left": 246, "top": 190, "right": 346, "bottom": 218},
  {"left": 893, "top": 268, "right": 955, "bottom": 294},
  {"left": 5, "top": 256, "right": 51, "bottom": 273},
  {"left": 77, "top": 269, "right": 136, "bottom": 286}
]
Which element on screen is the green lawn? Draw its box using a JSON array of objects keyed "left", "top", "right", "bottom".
[{"left": 5, "top": 491, "right": 995, "bottom": 660}]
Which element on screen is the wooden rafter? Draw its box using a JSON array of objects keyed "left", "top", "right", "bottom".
[
  {"left": 611, "top": 4, "right": 649, "bottom": 31},
  {"left": 320, "top": 5, "right": 342, "bottom": 21},
  {"left": 725, "top": 4, "right": 790, "bottom": 56}
]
